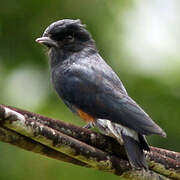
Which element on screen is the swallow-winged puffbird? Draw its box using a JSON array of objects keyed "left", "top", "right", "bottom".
[{"left": 36, "top": 19, "right": 166, "bottom": 169}]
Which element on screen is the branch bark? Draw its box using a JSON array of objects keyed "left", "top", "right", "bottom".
[{"left": 0, "top": 104, "right": 179, "bottom": 180}]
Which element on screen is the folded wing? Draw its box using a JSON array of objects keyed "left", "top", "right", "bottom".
[{"left": 56, "top": 60, "right": 166, "bottom": 137}]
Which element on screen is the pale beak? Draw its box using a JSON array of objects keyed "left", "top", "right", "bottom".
[{"left": 36, "top": 37, "right": 58, "bottom": 48}]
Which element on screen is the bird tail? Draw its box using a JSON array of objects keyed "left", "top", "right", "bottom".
[
  {"left": 95, "top": 119, "right": 150, "bottom": 169},
  {"left": 122, "top": 133, "right": 149, "bottom": 169}
]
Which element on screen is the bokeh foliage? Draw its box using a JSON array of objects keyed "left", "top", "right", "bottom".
[{"left": 0, "top": 0, "right": 179, "bottom": 180}]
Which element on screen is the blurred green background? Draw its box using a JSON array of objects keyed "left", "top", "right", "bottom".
[{"left": 0, "top": 0, "right": 180, "bottom": 179}]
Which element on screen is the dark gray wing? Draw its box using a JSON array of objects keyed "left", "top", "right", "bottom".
[
  {"left": 54, "top": 56, "right": 166, "bottom": 136},
  {"left": 96, "top": 91, "right": 165, "bottom": 136}
]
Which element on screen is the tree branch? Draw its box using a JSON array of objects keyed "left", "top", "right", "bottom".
[
  {"left": 0, "top": 104, "right": 179, "bottom": 180},
  {"left": 0, "top": 126, "right": 89, "bottom": 167}
]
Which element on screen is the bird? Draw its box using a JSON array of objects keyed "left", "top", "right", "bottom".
[{"left": 36, "top": 19, "right": 166, "bottom": 169}]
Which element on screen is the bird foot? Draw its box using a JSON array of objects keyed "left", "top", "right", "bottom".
[{"left": 83, "top": 122, "right": 93, "bottom": 129}]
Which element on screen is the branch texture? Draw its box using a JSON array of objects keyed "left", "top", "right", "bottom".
[{"left": 0, "top": 104, "right": 179, "bottom": 180}]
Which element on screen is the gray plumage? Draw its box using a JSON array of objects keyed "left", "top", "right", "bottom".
[{"left": 36, "top": 19, "right": 166, "bottom": 169}]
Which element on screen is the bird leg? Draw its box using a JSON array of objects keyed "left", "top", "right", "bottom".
[{"left": 83, "top": 122, "right": 94, "bottom": 129}]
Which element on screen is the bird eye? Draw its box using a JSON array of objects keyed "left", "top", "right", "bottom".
[{"left": 64, "top": 35, "right": 74, "bottom": 42}]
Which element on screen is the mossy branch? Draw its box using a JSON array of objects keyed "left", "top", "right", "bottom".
[{"left": 0, "top": 104, "right": 179, "bottom": 180}]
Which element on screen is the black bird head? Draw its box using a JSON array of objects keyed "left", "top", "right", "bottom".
[{"left": 36, "top": 19, "right": 96, "bottom": 53}]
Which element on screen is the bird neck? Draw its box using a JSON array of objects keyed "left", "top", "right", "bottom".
[
  {"left": 48, "top": 45, "right": 98, "bottom": 69},
  {"left": 48, "top": 48, "right": 65, "bottom": 69}
]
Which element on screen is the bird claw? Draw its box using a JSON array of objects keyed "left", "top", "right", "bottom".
[{"left": 83, "top": 122, "right": 93, "bottom": 129}]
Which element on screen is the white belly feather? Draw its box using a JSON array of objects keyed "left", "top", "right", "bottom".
[{"left": 95, "top": 119, "right": 139, "bottom": 144}]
